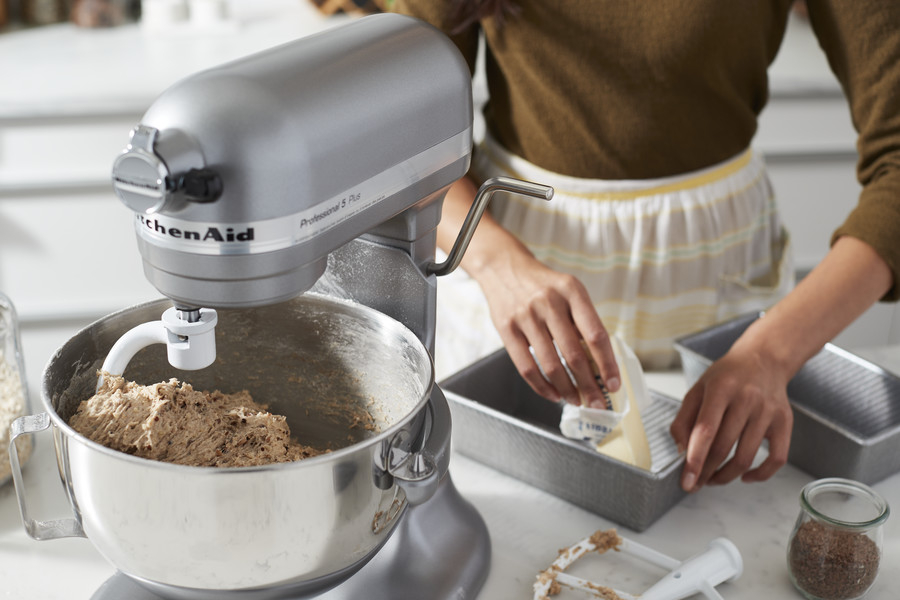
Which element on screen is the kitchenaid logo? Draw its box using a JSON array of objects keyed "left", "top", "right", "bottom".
[{"left": 137, "top": 215, "right": 254, "bottom": 243}]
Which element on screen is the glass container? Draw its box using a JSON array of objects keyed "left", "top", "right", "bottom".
[
  {"left": 0, "top": 291, "right": 32, "bottom": 486},
  {"left": 70, "top": 0, "right": 131, "bottom": 27},
  {"left": 21, "top": 0, "right": 67, "bottom": 25},
  {"left": 787, "top": 477, "right": 890, "bottom": 600}
]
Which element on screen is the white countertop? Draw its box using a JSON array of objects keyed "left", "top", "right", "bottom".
[{"left": 3, "top": 353, "right": 899, "bottom": 600}]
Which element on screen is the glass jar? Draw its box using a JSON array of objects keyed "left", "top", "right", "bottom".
[
  {"left": 21, "top": 0, "right": 67, "bottom": 25},
  {"left": 787, "top": 478, "right": 890, "bottom": 600},
  {"left": 70, "top": 0, "right": 131, "bottom": 27},
  {"left": 0, "top": 291, "right": 32, "bottom": 487}
]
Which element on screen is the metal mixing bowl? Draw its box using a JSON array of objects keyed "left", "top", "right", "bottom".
[{"left": 14, "top": 294, "right": 438, "bottom": 598}]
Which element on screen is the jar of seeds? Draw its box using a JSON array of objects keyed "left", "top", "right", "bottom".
[
  {"left": 787, "top": 478, "right": 890, "bottom": 600},
  {"left": 0, "top": 291, "right": 32, "bottom": 487}
]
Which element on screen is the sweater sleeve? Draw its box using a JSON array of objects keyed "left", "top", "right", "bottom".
[
  {"left": 807, "top": 0, "right": 900, "bottom": 300},
  {"left": 385, "top": 0, "right": 481, "bottom": 76}
]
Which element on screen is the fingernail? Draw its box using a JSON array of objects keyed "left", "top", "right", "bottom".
[
  {"left": 589, "top": 399, "right": 606, "bottom": 409},
  {"left": 606, "top": 376, "right": 620, "bottom": 392},
  {"left": 682, "top": 472, "right": 696, "bottom": 492}
]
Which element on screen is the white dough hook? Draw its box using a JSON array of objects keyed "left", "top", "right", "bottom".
[{"left": 97, "top": 306, "right": 218, "bottom": 390}]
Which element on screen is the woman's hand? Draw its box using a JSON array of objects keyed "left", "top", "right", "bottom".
[
  {"left": 669, "top": 341, "right": 793, "bottom": 492},
  {"left": 437, "top": 176, "right": 620, "bottom": 407},
  {"left": 478, "top": 238, "right": 621, "bottom": 407},
  {"left": 669, "top": 235, "right": 893, "bottom": 492}
]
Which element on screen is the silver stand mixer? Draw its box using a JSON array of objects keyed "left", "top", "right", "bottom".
[{"left": 8, "top": 13, "right": 552, "bottom": 600}]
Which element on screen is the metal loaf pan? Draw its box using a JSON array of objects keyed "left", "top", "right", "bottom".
[
  {"left": 674, "top": 312, "right": 900, "bottom": 485},
  {"left": 441, "top": 349, "right": 686, "bottom": 533}
]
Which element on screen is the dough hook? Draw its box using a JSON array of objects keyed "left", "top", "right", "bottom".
[{"left": 97, "top": 306, "right": 217, "bottom": 390}]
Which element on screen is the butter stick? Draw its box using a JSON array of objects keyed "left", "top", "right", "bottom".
[{"left": 580, "top": 338, "right": 652, "bottom": 470}]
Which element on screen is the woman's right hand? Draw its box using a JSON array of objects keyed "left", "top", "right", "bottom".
[
  {"left": 482, "top": 241, "right": 621, "bottom": 407},
  {"left": 438, "top": 176, "right": 620, "bottom": 407}
]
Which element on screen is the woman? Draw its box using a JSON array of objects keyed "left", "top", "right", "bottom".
[{"left": 387, "top": 0, "right": 899, "bottom": 492}]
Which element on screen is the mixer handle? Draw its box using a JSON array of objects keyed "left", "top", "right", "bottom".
[
  {"left": 427, "top": 176, "right": 553, "bottom": 277},
  {"left": 8, "top": 413, "right": 87, "bottom": 540}
]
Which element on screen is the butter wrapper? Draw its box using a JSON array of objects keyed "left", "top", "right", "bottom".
[
  {"left": 557, "top": 336, "right": 653, "bottom": 469},
  {"left": 559, "top": 389, "right": 628, "bottom": 443}
]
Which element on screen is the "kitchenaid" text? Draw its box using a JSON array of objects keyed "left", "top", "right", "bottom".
[{"left": 138, "top": 215, "right": 255, "bottom": 242}]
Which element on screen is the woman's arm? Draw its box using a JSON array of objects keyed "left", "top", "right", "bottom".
[
  {"left": 670, "top": 235, "right": 894, "bottom": 492},
  {"left": 437, "top": 176, "right": 621, "bottom": 408}
]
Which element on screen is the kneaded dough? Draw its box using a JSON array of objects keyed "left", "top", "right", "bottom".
[{"left": 69, "top": 374, "right": 324, "bottom": 467}]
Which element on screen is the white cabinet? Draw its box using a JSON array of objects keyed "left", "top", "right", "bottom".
[
  {"left": 0, "top": 115, "right": 158, "bottom": 322},
  {"left": 0, "top": 113, "right": 159, "bottom": 395}
]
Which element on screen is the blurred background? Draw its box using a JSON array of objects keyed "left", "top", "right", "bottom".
[{"left": 1, "top": 0, "right": 897, "bottom": 403}]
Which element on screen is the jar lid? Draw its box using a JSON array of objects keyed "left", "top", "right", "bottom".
[{"left": 800, "top": 477, "right": 890, "bottom": 530}]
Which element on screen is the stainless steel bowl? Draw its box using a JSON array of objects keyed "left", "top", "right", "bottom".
[{"left": 10, "top": 294, "right": 440, "bottom": 598}]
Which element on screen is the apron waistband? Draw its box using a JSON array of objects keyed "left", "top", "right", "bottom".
[{"left": 477, "top": 133, "right": 755, "bottom": 200}]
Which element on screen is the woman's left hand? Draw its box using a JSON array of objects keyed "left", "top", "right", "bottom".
[
  {"left": 669, "top": 342, "right": 794, "bottom": 492},
  {"left": 669, "top": 236, "right": 894, "bottom": 492}
]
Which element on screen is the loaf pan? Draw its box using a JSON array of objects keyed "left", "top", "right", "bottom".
[
  {"left": 674, "top": 312, "right": 900, "bottom": 485},
  {"left": 440, "top": 349, "right": 685, "bottom": 533}
]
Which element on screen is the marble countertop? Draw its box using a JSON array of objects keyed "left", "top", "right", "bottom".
[{"left": 2, "top": 357, "right": 899, "bottom": 600}]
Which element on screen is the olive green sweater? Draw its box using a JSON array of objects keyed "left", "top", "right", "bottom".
[{"left": 389, "top": 0, "right": 900, "bottom": 300}]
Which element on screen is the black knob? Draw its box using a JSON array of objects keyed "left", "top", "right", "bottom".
[{"left": 179, "top": 168, "right": 223, "bottom": 203}]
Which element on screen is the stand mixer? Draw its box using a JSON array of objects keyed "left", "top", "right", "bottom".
[{"left": 9, "top": 12, "right": 552, "bottom": 600}]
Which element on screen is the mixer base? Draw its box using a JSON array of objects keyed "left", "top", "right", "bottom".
[{"left": 91, "top": 474, "right": 490, "bottom": 600}]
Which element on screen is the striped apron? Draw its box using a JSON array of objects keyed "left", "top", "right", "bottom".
[{"left": 434, "top": 133, "right": 794, "bottom": 380}]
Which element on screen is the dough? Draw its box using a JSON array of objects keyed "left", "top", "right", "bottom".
[{"left": 69, "top": 374, "right": 324, "bottom": 467}]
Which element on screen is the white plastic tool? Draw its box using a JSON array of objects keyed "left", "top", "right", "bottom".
[
  {"left": 97, "top": 307, "right": 218, "bottom": 390},
  {"left": 534, "top": 530, "right": 742, "bottom": 600}
]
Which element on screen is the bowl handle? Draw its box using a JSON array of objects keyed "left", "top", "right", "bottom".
[
  {"left": 374, "top": 403, "right": 441, "bottom": 506},
  {"left": 389, "top": 450, "right": 439, "bottom": 506},
  {"left": 9, "top": 413, "right": 86, "bottom": 540}
]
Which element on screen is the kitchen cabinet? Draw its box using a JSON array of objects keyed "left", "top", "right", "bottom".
[{"left": 0, "top": 115, "right": 154, "bottom": 320}]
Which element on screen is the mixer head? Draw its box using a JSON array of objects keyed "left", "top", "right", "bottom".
[
  {"left": 104, "top": 14, "right": 474, "bottom": 377},
  {"left": 111, "top": 13, "right": 473, "bottom": 311}
]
